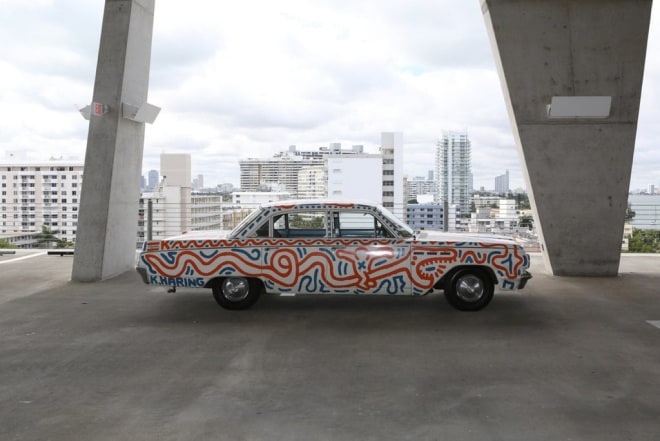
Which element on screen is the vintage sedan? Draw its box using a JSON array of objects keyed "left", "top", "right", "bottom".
[{"left": 136, "top": 200, "right": 531, "bottom": 311}]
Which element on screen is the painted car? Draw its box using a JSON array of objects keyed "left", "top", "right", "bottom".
[{"left": 136, "top": 200, "right": 531, "bottom": 311}]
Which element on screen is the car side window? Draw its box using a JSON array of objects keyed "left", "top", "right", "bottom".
[
  {"left": 335, "top": 211, "right": 393, "bottom": 238},
  {"left": 273, "top": 211, "right": 326, "bottom": 238}
]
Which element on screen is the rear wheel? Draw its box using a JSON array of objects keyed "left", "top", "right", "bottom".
[
  {"left": 212, "top": 277, "right": 262, "bottom": 310},
  {"left": 444, "top": 269, "right": 494, "bottom": 311}
]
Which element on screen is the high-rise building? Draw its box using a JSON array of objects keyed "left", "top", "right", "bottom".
[
  {"left": 495, "top": 170, "right": 510, "bottom": 194},
  {"left": 435, "top": 131, "right": 472, "bottom": 215},
  {"left": 192, "top": 174, "right": 204, "bottom": 190},
  {"left": 380, "top": 132, "right": 404, "bottom": 219},
  {"left": 147, "top": 169, "right": 158, "bottom": 190},
  {"left": 0, "top": 160, "right": 84, "bottom": 245}
]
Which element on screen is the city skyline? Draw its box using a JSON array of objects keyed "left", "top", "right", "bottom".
[{"left": 0, "top": 2, "right": 659, "bottom": 192}]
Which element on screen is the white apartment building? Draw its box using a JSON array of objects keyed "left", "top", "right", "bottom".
[
  {"left": 1, "top": 160, "right": 83, "bottom": 245},
  {"left": 238, "top": 136, "right": 404, "bottom": 217},
  {"left": 298, "top": 165, "right": 326, "bottom": 199},
  {"left": 190, "top": 193, "right": 224, "bottom": 231},
  {"left": 435, "top": 131, "right": 472, "bottom": 215},
  {"left": 239, "top": 146, "right": 325, "bottom": 196},
  {"left": 407, "top": 176, "right": 436, "bottom": 201},
  {"left": 326, "top": 155, "right": 382, "bottom": 201},
  {"left": 381, "top": 132, "right": 405, "bottom": 219},
  {"left": 239, "top": 144, "right": 385, "bottom": 198}
]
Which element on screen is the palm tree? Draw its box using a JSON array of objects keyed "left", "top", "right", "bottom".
[{"left": 33, "top": 225, "right": 60, "bottom": 248}]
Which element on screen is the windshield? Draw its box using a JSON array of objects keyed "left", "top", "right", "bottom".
[{"left": 377, "top": 204, "right": 415, "bottom": 238}]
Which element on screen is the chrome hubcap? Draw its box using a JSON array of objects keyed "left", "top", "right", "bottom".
[
  {"left": 222, "top": 278, "right": 250, "bottom": 302},
  {"left": 455, "top": 275, "right": 485, "bottom": 302}
]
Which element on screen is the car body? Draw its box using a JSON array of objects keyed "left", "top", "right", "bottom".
[{"left": 136, "top": 200, "right": 531, "bottom": 311}]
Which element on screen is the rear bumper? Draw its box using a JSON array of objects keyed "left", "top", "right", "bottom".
[{"left": 519, "top": 271, "right": 532, "bottom": 289}]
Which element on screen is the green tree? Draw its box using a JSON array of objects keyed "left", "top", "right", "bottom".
[
  {"left": 55, "top": 239, "right": 75, "bottom": 249},
  {"left": 0, "top": 239, "right": 17, "bottom": 249},
  {"left": 290, "top": 215, "right": 324, "bottom": 228},
  {"left": 519, "top": 215, "right": 534, "bottom": 230},
  {"left": 515, "top": 193, "right": 531, "bottom": 210},
  {"left": 626, "top": 228, "right": 660, "bottom": 253}
]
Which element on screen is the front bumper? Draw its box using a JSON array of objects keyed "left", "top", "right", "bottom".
[
  {"left": 136, "top": 266, "right": 149, "bottom": 284},
  {"left": 519, "top": 270, "right": 532, "bottom": 289}
]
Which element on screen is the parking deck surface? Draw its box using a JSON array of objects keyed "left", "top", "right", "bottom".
[{"left": 1, "top": 252, "right": 659, "bottom": 440}]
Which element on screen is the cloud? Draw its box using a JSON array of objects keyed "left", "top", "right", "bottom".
[{"left": 0, "top": 0, "right": 658, "bottom": 195}]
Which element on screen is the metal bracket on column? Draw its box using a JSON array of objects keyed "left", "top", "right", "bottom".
[{"left": 121, "top": 102, "right": 161, "bottom": 124}]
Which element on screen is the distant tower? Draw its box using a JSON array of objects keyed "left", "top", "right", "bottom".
[
  {"left": 147, "top": 169, "right": 159, "bottom": 190},
  {"left": 435, "top": 131, "right": 472, "bottom": 214},
  {"left": 495, "top": 170, "right": 510, "bottom": 194}
]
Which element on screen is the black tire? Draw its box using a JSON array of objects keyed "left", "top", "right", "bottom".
[
  {"left": 212, "top": 277, "right": 262, "bottom": 310},
  {"left": 444, "top": 269, "right": 494, "bottom": 311}
]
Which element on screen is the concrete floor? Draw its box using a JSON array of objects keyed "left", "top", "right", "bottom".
[{"left": 1, "top": 251, "right": 659, "bottom": 440}]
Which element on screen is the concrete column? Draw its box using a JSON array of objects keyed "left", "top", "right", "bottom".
[
  {"left": 72, "top": 0, "right": 155, "bottom": 281},
  {"left": 481, "top": 0, "right": 652, "bottom": 276}
]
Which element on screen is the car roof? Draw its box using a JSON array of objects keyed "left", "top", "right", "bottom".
[{"left": 261, "top": 199, "right": 381, "bottom": 210}]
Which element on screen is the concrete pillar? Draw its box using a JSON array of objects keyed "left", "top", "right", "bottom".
[
  {"left": 481, "top": 0, "right": 652, "bottom": 276},
  {"left": 72, "top": 0, "right": 155, "bottom": 281}
]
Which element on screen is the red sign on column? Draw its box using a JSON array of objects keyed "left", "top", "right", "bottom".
[{"left": 93, "top": 103, "right": 107, "bottom": 116}]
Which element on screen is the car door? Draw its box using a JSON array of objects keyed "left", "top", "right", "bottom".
[
  {"left": 327, "top": 209, "right": 413, "bottom": 295},
  {"left": 259, "top": 209, "right": 335, "bottom": 294}
]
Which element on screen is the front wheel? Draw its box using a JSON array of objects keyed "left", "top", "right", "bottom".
[
  {"left": 444, "top": 269, "right": 494, "bottom": 311},
  {"left": 212, "top": 277, "right": 262, "bottom": 310}
]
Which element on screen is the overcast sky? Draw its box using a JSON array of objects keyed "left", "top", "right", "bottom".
[{"left": 0, "top": 1, "right": 659, "bottom": 191}]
